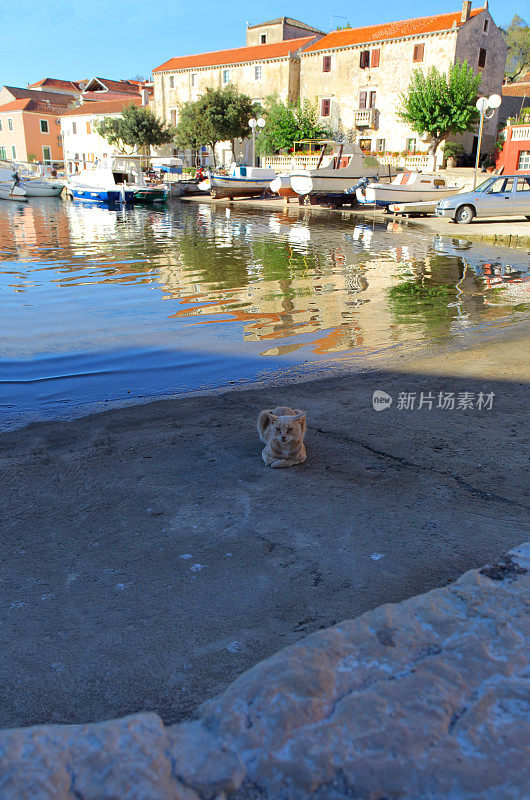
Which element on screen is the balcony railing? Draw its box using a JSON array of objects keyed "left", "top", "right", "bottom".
[
  {"left": 354, "top": 109, "right": 378, "bottom": 129},
  {"left": 511, "top": 125, "right": 530, "bottom": 142}
]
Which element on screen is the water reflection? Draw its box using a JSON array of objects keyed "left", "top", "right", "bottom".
[{"left": 0, "top": 198, "right": 528, "bottom": 421}]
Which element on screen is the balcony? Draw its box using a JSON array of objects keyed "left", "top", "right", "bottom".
[{"left": 354, "top": 109, "right": 378, "bottom": 129}]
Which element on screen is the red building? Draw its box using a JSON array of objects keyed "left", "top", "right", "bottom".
[{"left": 495, "top": 121, "right": 530, "bottom": 174}]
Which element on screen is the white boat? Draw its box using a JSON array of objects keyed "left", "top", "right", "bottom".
[
  {"left": 0, "top": 181, "right": 27, "bottom": 201},
  {"left": 270, "top": 174, "right": 296, "bottom": 198},
  {"left": 66, "top": 156, "right": 147, "bottom": 204},
  {"left": 357, "top": 172, "right": 460, "bottom": 208},
  {"left": 389, "top": 199, "right": 441, "bottom": 216},
  {"left": 290, "top": 143, "right": 386, "bottom": 200},
  {"left": 209, "top": 165, "right": 276, "bottom": 199},
  {"left": 0, "top": 162, "right": 63, "bottom": 197}
]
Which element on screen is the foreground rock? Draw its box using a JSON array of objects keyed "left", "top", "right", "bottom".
[{"left": 1, "top": 544, "right": 528, "bottom": 800}]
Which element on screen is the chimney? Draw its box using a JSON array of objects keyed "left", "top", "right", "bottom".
[
  {"left": 141, "top": 88, "right": 149, "bottom": 106},
  {"left": 461, "top": 0, "right": 471, "bottom": 23}
]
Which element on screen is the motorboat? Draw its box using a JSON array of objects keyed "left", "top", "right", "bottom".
[
  {"left": 66, "top": 156, "right": 154, "bottom": 204},
  {"left": 0, "top": 181, "right": 27, "bottom": 201},
  {"left": 0, "top": 161, "right": 64, "bottom": 197},
  {"left": 356, "top": 172, "right": 461, "bottom": 208},
  {"left": 208, "top": 165, "right": 276, "bottom": 199},
  {"left": 270, "top": 174, "right": 297, "bottom": 198},
  {"left": 289, "top": 143, "right": 386, "bottom": 202}
]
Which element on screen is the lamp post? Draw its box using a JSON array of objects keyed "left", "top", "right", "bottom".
[
  {"left": 248, "top": 117, "right": 265, "bottom": 167},
  {"left": 473, "top": 93, "right": 501, "bottom": 189}
]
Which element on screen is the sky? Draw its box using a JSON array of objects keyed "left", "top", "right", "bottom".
[{"left": 0, "top": 0, "right": 522, "bottom": 88}]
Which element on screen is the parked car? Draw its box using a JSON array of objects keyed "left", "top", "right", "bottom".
[{"left": 435, "top": 175, "right": 530, "bottom": 223}]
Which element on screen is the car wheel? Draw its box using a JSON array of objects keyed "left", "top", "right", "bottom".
[{"left": 455, "top": 205, "right": 475, "bottom": 224}]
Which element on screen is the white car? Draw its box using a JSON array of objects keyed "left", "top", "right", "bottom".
[{"left": 435, "top": 175, "right": 530, "bottom": 223}]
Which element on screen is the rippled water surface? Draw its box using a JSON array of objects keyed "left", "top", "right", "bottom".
[{"left": 1, "top": 197, "right": 528, "bottom": 426}]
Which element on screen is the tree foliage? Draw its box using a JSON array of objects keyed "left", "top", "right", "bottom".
[
  {"left": 256, "top": 97, "right": 333, "bottom": 155},
  {"left": 398, "top": 61, "right": 481, "bottom": 155},
  {"left": 95, "top": 103, "right": 175, "bottom": 154},
  {"left": 174, "top": 86, "right": 256, "bottom": 166},
  {"left": 505, "top": 15, "right": 530, "bottom": 83}
]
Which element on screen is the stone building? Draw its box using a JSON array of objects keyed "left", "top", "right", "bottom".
[
  {"left": 152, "top": 18, "right": 323, "bottom": 166},
  {"left": 299, "top": 1, "right": 507, "bottom": 161}
]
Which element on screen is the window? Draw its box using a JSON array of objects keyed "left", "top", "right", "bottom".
[
  {"left": 223, "top": 69, "right": 230, "bottom": 84},
  {"left": 485, "top": 178, "right": 507, "bottom": 193},
  {"left": 359, "top": 91, "right": 367, "bottom": 109},
  {"left": 322, "top": 55, "right": 331, "bottom": 73},
  {"left": 72, "top": 122, "right": 77, "bottom": 134},
  {"left": 8, "top": 118, "right": 13, "bottom": 131},
  {"left": 370, "top": 49, "right": 380, "bottom": 68},
  {"left": 0, "top": 120, "right": 2, "bottom": 132},
  {"left": 406, "top": 138, "right": 417, "bottom": 152},
  {"left": 321, "top": 98, "right": 330, "bottom": 117},
  {"left": 86, "top": 121, "right": 91, "bottom": 134},
  {"left": 43, "top": 146, "right": 51, "bottom": 164},
  {"left": 478, "top": 48, "right": 487, "bottom": 68},
  {"left": 376, "top": 138, "right": 385, "bottom": 152},
  {"left": 359, "top": 138, "right": 371, "bottom": 152},
  {"left": 11, "top": 145, "right": 16, "bottom": 159},
  {"left": 40, "top": 119, "right": 49, "bottom": 134},
  {"left": 369, "top": 90, "right": 377, "bottom": 108},
  {"left": 483, "top": 19, "right": 489, "bottom": 32},
  {"left": 255, "top": 65, "right": 262, "bottom": 80},
  {"left": 517, "top": 152, "right": 530, "bottom": 171},
  {"left": 260, "top": 33, "right": 266, "bottom": 44},
  {"left": 359, "top": 50, "right": 370, "bottom": 69},
  {"left": 191, "top": 73, "right": 197, "bottom": 86},
  {"left": 413, "top": 43, "right": 425, "bottom": 62},
  {"left": 0, "top": 146, "right": 6, "bottom": 159},
  {"left": 170, "top": 109, "right": 177, "bottom": 125},
  {"left": 169, "top": 76, "right": 174, "bottom": 88}
]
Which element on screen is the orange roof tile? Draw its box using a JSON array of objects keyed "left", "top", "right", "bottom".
[
  {"left": 154, "top": 36, "right": 315, "bottom": 72},
  {"left": 0, "top": 98, "right": 66, "bottom": 115},
  {"left": 28, "top": 78, "right": 82, "bottom": 91},
  {"left": 60, "top": 97, "right": 142, "bottom": 116},
  {"left": 303, "top": 7, "right": 483, "bottom": 53},
  {"left": 502, "top": 82, "right": 530, "bottom": 97}
]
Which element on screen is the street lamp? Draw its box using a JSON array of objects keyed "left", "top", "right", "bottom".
[
  {"left": 248, "top": 117, "right": 265, "bottom": 167},
  {"left": 473, "top": 93, "right": 501, "bottom": 189}
]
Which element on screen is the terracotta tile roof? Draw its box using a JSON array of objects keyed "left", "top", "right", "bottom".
[
  {"left": 154, "top": 36, "right": 315, "bottom": 72},
  {"left": 81, "top": 91, "right": 145, "bottom": 102},
  {"left": 0, "top": 98, "right": 66, "bottom": 115},
  {"left": 247, "top": 17, "right": 324, "bottom": 34},
  {"left": 303, "top": 7, "right": 483, "bottom": 53},
  {"left": 502, "top": 82, "right": 530, "bottom": 97},
  {"left": 3, "top": 86, "right": 76, "bottom": 105},
  {"left": 84, "top": 77, "right": 142, "bottom": 95},
  {"left": 28, "top": 78, "right": 82, "bottom": 91},
  {"left": 60, "top": 97, "right": 142, "bottom": 116}
]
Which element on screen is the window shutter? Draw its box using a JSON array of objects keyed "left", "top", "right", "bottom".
[
  {"left": 413, "top": 43, "right": 424, "bottom": 62},
  {"left": 321, "top": 98, "right": 330, "bottom": 116},
  {"left": 322, "top": 56, "right": 331, "bottom": 72},
  {"left": 360, "top": 50, "right": 369, "bottom": 69},
  {"left": 359, "top": 91, "right": 367, "bottom": 109},
  {"left": 369, "top": 91, "right": 377, "bottom": 108},
  {"left": 370, "top": 49, "right": 380, "bottom": 68}
]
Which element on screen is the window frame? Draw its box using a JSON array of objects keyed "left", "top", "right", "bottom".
[
  {"left": 191, "top": 72, "right": 197, "bottom": 87},
  {"left": 260, "top": 33, "right": 267, "bottom": 44},
  {"left": 359, "top": 91, "right": 367, "bottom": 110},
  {"left": 222, "top": 69, "right": 230, "bottom": 84},
  {"left": 0, "top": 146, "right": 6, "bottom": 159},
  {"left": 370, "top": 49, "right": 380, "bottom": 68},
  {"left": 254, "top": 65, "right": 262, "bottom": 81},
  {"left": 72, "top": 121, "right": 77, "bottom": 134},
  {"left": 11, "top": 144, "right": 17, "bottom": 159},
  {"left": 0, "top": 119, "right": 2, "bottom": 132},
  {"left": 483, "top": 19, "right": 489, "bottom": 33},
  {"left": 320, "top": 97, "right": 331, "bottom": 117},
  {"left": 478, "top": 47, "right": 487, "bottom": 68},
  {"left": 359, "top": 50, "right": 370, "bottom": 69},
  {"left": 42, "top": 145, "right": 52, "bottom": 164},
  {"left": 322, "top": 55, "right": 331, "bottom": 73},
  {"left": 8, "top": 117, "right": 13, "bottom": 131},
  {"left": 169, "top": 75, "right": 175, "bottom": 88},
  {"left": 40, "top": 119, "right": 49, "bottom": 134},
  {"left": 369, "top": 90, "right": 377, "bottom": 109},
  {"left": 413, "top": 43, "right": 425, "bottom": 63},
  {"left": 517, "top": 151, "right": 530, "bottom": 171}
]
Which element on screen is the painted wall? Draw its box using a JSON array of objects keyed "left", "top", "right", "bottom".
[
  {"left": 0, "top": 110, "right": 63, "bottom": 162},
  {"left": 246, "top": 20, "right": 319, "bottom": 46},
  {"left": 60, "top": 111, "right": 137, "bottom": 169},
  {"left": 495, "top": 125, "right": 530, "bottom": 173}
]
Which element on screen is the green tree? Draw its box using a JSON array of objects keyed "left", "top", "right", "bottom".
[
  {"left": 505, "top": 15, "right": 530, "bottom": 83},
  {"left": 398, "top": 61, "right": 481, "bottom": 155},
  {"left": 95, "top": 103, "right": 175, "bottom": 155},
  {"left": 256, "top": 96, "right": 332, "bottom": 155},
  {"left": 174, "top": 86, "right": 255, "bottom": 166}
]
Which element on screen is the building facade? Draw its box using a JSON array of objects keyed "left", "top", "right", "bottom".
[
  {"left": 299, "top": 1, "right": 506, "bottom": 160},
  {"left": 152, "top": 19, "right": 322, "bottom": 166},
  {"left": 60, "top": 97, "right": 143, "bottom": 171},
  {"left": 0, "top": 98, "right": 65, "bottom": 163},
  {"left": 495, "top": 120, "right": 530, "bottom": 174}
]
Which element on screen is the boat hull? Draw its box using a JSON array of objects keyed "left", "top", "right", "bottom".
[
  {"left": 270, "top": 175, "right": 296, "bottom": 198},
  {"left": 290, "top": 172, "right": 379, "bottom": 197},
  {"left": 210, "top": 176, "right": 272, "bottom": 199},
  {"left": 357, "top": 185, "right": 458, "bottom": 207},
  {"left": 69, "top": 187, "right": 135, "bottom": 204},
  {"left": 0, "top": 184, "right": 28, "bottom": 202},
  {"left": 22, "top": 182, "right": 64, "bottom": 197}
]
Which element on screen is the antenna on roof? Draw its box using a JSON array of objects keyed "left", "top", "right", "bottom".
[{"left": 330, "top": 13, "right": 347, "bottom": 32}]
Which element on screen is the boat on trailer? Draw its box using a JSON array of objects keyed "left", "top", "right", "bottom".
[
  {"left": 208, "top": 165, "right": 276, "bottom": 199},
  {"left": 356, "top": 172, "right": 461, "bottom": 208},
  {"left": 289, "top": 143, "right": 388, "bottom": 205}
]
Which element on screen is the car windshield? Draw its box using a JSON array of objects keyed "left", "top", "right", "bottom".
[{"left": 475, "top": 177, "right": 496, "bottom": 192}]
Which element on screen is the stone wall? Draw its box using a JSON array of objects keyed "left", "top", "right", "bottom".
[{"left": 1, "top": 544, "right": 528, "bottom": 800}]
